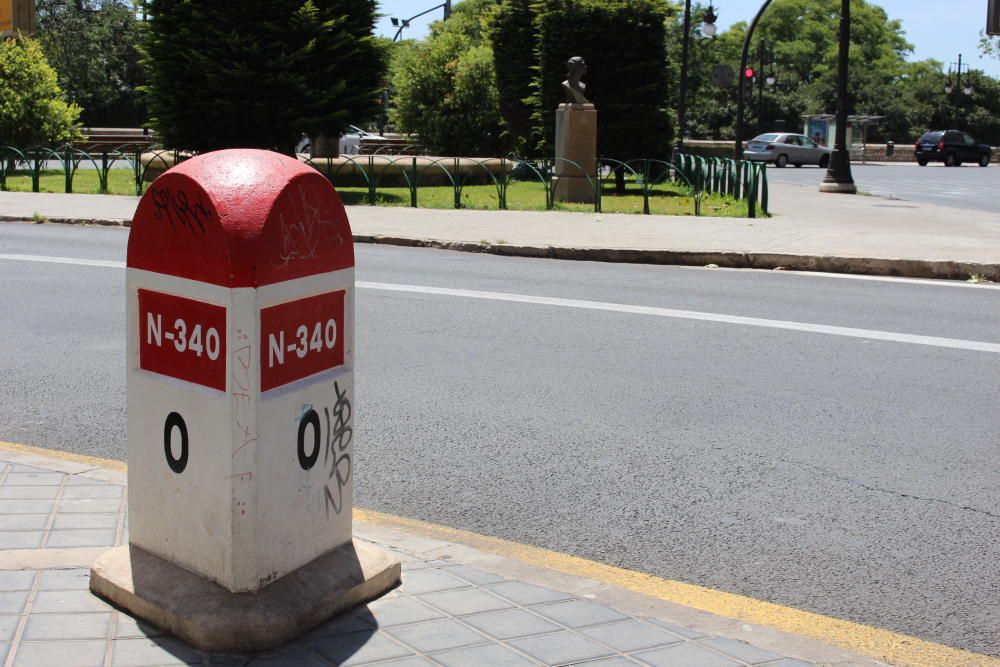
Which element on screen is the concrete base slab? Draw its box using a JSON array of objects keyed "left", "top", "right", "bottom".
[
  {"left": 89, "top": 539, "right": 400, "bottom": 652},
  {"left": 818, "top": 181, "right": 858, "bottom": 194}
]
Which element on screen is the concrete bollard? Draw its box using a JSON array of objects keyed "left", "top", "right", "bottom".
[{"left": 89, "top": 149, "right": 400, "bottom": 652}]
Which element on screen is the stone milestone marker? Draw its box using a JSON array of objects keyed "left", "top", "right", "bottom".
[
  {"left": 554, "top": 56, "right": 598, "bottom": 204},
  {"left": 89, "top": 149, "right": 400, "bottom": 652}
]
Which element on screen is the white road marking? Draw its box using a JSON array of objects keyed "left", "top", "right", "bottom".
[
  {"left": 0, "top": 253, "right": 124, "bottom": 269},
  {"left": 357, "top": 281, "right": 1000, "bottom": 355},
  {"left": 2, "top": 253, "right": 999, "bottom": 354}
]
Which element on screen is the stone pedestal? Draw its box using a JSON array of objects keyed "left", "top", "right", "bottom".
[{"left": 554, "top": 103, "right": 598, "bottom": 204}]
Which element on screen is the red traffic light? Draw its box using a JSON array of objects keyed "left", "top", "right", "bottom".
[{"left": 744, "top": 67, "right": 755, "bottom": 79}]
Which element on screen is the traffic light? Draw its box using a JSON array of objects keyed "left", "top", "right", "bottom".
[
  {"left": 744, "top": 67, "right": 756, "bottom": 80},
  {"left": 989, "top": 0, "right": 1000, "bottom": 36}
]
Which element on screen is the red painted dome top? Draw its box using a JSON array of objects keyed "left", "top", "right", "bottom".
[{"left": 127, "top": 149, "right": 354, "bottom": 287}]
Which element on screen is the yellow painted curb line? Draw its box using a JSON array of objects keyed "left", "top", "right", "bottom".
[
  {"left": 0, "top": 441, "right": 127, "bottom": 472},
  {"left": 1, "top": 441, "right": 995, "bottom": 667},
  {"left": 354, "top": 508, "right": 997, "bottom": 667}
]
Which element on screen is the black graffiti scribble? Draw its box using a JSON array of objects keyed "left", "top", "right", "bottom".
[
  {"left": 149, "top": 187, "right": 210, "bottom": 236},
  {"left": 322, "top": 381, "right": 352, "bottom": 518}
]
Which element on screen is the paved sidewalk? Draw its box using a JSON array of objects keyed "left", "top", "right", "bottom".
[
  {"left": 0, "top": 446, "right": 888, "bottom": 667},
  {"left": 1, "top": 183, "right": 998, "bottom": 281}
]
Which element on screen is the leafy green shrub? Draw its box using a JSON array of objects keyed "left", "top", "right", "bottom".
[{"left": 0, "top": 36, "right": 81, "bottom": 145}]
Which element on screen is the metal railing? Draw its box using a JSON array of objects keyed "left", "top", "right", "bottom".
[{"left": 0, "top": 145, "right": 768, "bottom": 218}]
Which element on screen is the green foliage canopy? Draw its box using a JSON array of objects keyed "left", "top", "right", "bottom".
[
  {"left": 389, "top": 0, "right": 506, "bottom": 156},
  {"left": 0, "top": 36, "right": 82, "bottom": 145},
  {"left": 36, "top": 0, "right": 147, "bottom": 128},
  {"left": 143, "top": 0, "right": 386, "bottom": 154}
]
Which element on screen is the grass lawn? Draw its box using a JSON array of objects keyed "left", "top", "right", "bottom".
[
  {"left": 1, "top": 169, "right": 139, "bottom": 196},
  {"left": 1, "top": 169, "right": 750, "bottom": 217}
]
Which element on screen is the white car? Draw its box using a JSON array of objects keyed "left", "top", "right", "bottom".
[{"left": 744, "top": 132, "right": 833, "bottom": 168}]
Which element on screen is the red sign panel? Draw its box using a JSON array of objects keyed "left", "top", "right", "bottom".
[
  {"left": 138, "top": 289, "right": 227, "bottom": 391},
  {"left": 260, "top": 291, "right": 345, "bottom": 391}
]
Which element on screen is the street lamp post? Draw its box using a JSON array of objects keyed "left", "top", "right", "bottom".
[
  {"left": 390, "top": 2, "right": 451, "bottom": 41},
  {"left": 819, "top": 0, "right": 856, "bottom": 193},
  {"left": 734, "top": 0, "right": 774, "bottom": 159},
  {"left": 945, "top": 54, "right": 973, "bottom": 129},
  {"left": 674, "top": 2, "right": 717, "bottom": 158}
]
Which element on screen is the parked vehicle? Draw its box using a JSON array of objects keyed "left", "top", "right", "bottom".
[
  {"left": 744, "top": 133, "right": 833, "bottom": 168},
  {"left": 914, "top": 130, "right": 991, "bottom": 167}
]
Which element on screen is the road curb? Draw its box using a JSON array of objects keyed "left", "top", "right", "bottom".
[
  {"left": 6, "top": 216, "right": 996, "bottom": 282},
  {"left": 352, "top": 234, "right": 1000, "bottom": 282}
]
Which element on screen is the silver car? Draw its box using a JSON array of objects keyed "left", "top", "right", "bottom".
[{"left": 744, "top": 132, "right": 833, "bottom": 168}]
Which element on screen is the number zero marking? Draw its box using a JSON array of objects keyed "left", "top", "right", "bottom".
[
  {"left": 297, "top": 409, "right": 320, "bottom": 471},
  {"left": 163, "top": 412, "right": 189, "bottom": 474}
]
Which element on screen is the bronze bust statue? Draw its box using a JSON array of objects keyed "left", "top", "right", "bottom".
[{"left": 562, "top": 56, "right": 589, "bottom": 104}]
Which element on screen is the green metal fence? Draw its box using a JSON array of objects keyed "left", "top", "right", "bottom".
[{"left": 0, "top": 145, "right": 768, "bottom": 218}]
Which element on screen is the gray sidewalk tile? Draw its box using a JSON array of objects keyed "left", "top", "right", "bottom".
[
  {"left": 114, "top": 612, "right": 164, "bottom": 639},
  {"left": 111, "top": 636, "right": 202, "bottom": 666},
  {"left": 245, "top": 647, "right": 329, "bottom": 666},
  {"left": 484, "top": 580, "right": 576, "bottom": 606},
  {"left": 2, "top": 500, "right": 55, "bottom": 514},
  {"left": 44, "top": 528, "right": 117, "bottom": 548},
  {"left": 644, "top": 617, "right": 708, "bottom": 640},
  {"left": 0, "top": 614, "right": 20, "bottom": 641},
  {"left": 460, "top": 607, "right": 561, "bottom": 639},
  {"left": 366, "top": 595, "right": 444, "bottom": 627},
  {"left": 632, "top": 642, "right": 742, "bottom": 667},
  {"left": 417, "top": 588, "right": 515, "bottom": 616},
  {"left": 444, "top": 565, "right": 508, "bottom": 585},
  {"left": 530, "top": 599, "right": 630, "bottom": 628},
  {"left": 60, "top": 485, "right": 124, "bottom": 499},
  {"left": 64, "top": 476, "right": 109, "bottom": 486},
  {"left": 0, "top": 571, "right": 36, "bottom": 591},
  {"left": 310, "top": 630, "right": 413, "bottom": 666},
  {"left": 763, "top": 660, "right": 817, "bottom": 667},
  {"left": 431, "top": 643, "right": 538, "bottom": 667},
  {"left": 24, "top": 611, "right": 111, "bottom": 640},
  {"left": 12, "top": 639, "right": 107, "bottom": 667},
  {"left": 9, "top": 465, "right": 54, "bottom": 474},
  {"left": 3, "top": 472, "right": 65, "bottom": 486},
  {"left": 582, "top": 659, "right": 644, "bottom": 667},
  {"left": 0, "top": 530, "right": 43, "bottom": 549},
  {"left": 365, "top": 657, "right": 438, "bottom": 667},
  {"left": 37, "top": 568, "right": 90, "bottom": 590},
  {"left": 0, "top": 643, "right": 8, "bottom": 665},
  {"left": 0, "top": 590, "right": 30, "bottom": 614},
  {"left": 580, "top": 619, "right": 685, "bottom": 653},
  {"left": 386, "top": 617, "right": 487, "bottom": 653},
  {"left": 397, "top": 568, "right": 472, "bottom": 595},
  {"left": 32, "top": 589, "right": 113, "bottom": 613},
  {"left": 302, "top": 609, "right": 377, "bottom": 639},
  {"left": 0, "top": 485, "right": 61, "bottom": 499},
  {"left": 0, "top": 514, "right": 49, "bottom": 530},
  {"left": 699, "top": 636, "right": 786, "bottom": 664},
  {"left": 508, "top": 629, "right": 616, "bottom": 664},
  {"left": 57, "top": 498, "right": 122, "bottom": 513},
  {"left": 52, "top": 512, "right": 120, "bottom": 529}
]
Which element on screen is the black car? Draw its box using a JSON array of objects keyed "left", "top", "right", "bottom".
[{"left": 914, "top": 130, "right": 992, "bottom": 167}]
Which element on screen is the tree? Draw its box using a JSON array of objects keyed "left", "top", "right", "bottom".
[
  {"left": 490, "top": 0, "right": 673, "bottom": 160},
  {"left": 680, "top": 0, "right": 924, "bottom": 143},
  {"left": 0, "top": 36, "right": 82, "bottom": 145},
  {"left": 35, "top": 0, "right": 147, "bottom": 128},
  {"left": 389, "top": 0, "right": 506, "bottom": 156},
  {"left": 486, "top": 0, "right": 536, "bottom": 154},
  {"left": 143, "top": 0, "right": 386, "bottom": 154}
]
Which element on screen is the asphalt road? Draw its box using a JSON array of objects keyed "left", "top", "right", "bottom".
[
  {"left": 1, "top": 222, "right": 999, "bottom": 657},
  {"left": 764, "top": 162, "right": 1000, "bottom": 213}
]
